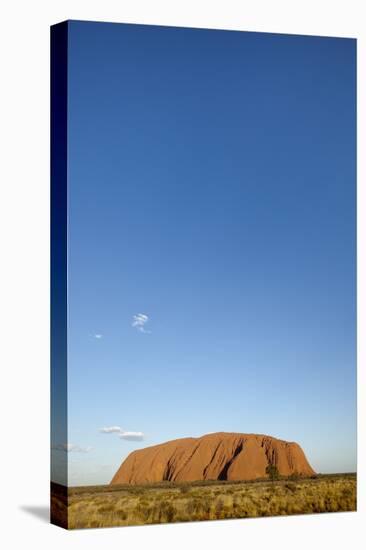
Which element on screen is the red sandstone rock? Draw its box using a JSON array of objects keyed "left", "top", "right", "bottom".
[{"left": 110, "top": 432, "right": 315, "bottom": 485}]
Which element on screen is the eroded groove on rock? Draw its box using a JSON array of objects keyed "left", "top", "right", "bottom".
[{"left": 218, "top": 441, "right": 244, "bottom": 480}]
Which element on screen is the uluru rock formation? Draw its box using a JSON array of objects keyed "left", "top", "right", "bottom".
[{"left": 110, "top": 432, "right": 315, "bottom": 485}]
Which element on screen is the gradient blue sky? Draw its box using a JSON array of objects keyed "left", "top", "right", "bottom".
[{"left": 64, "top": 21, "right": 356, "bottom": 485}]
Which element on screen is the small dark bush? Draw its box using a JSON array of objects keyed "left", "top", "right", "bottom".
[{"left": 266, "top": 464, "right": 280, "bottom": 481}]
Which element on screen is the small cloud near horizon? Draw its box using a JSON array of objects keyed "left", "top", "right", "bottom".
[
  {"left": 119, "top": 431, "right": 144, "bottom": 441},
  {"left": 93, "top": 334, "right": 103, "bottom": 339},
  {"left": 132, "top": 313, "right": 151, "bottom": 333},
  {"left": 99, "top": 426, "right": 122, "bottom": 434},
  {"left": 99, "top": 426, "right": 145, "bottom": 441},
  {"left": 52, "top": 443, "right": 93, "bottom": 453}
]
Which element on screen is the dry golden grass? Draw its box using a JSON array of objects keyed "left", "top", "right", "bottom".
[{"left": 53, "top": 474, "right": 356, "bottom": 530}]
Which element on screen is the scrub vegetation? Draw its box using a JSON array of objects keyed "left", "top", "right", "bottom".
[{"left": 51, "top": 473, "right": 356, "bottom": 530}]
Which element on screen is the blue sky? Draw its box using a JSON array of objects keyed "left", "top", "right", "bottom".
[{"left": 63, "top": 21, "right": 356, "bottom": 485}]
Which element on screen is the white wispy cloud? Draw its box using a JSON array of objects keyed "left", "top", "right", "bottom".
[
  {"left": 98, "top": 426, "right": 145, "bottom": 441},
  {"left": 132, "top": 313, "right": 151, "bottom": 333},
  {"left": 119, "top": 431, "right": 145, "bottom": 441},
  {"left": 99, "top": 426, "right": 122, "bottom": 434},
  {"left": 94, "top": 334, "right": 103, "bottom": 339},
  {"left": 52, "top": 443, "right": 93, "bottom": 453}
]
